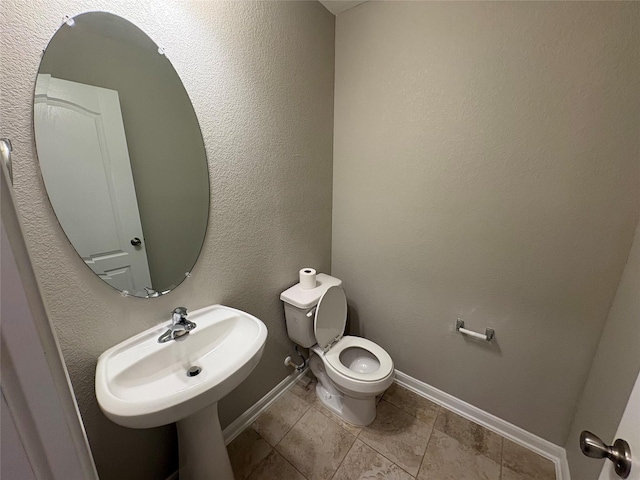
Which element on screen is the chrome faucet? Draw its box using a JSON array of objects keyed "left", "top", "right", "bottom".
[{"left": 158, "top": 307, "right": 197, "bottom": 343}]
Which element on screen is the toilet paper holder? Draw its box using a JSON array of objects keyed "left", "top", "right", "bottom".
[{"left": 456, "top": 319, "right": 494, "bottom": 342}]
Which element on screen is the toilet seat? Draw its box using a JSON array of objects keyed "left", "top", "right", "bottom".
[{"left": 324, "top": 336, "right": 394, "bottom": 382}]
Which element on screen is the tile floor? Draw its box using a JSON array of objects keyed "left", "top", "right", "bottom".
[{"left": 228, "top": 375, "right": 557, "bottom": 480}]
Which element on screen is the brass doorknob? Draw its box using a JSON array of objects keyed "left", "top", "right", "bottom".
[{"left": 580, "top": 431, "right": 632, "bottom": 478}]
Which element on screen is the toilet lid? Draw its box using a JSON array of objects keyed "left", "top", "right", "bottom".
[{"left": 314, "top": 285, "right": 347, "bottom": 350}]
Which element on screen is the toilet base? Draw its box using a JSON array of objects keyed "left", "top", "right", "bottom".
[{"left": 310, "top": 354, "right": 377, "bottom": 426}]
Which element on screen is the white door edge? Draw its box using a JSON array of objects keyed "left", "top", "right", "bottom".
[{"left": 1, "top": 161, "right": 98, "bottom": 479}]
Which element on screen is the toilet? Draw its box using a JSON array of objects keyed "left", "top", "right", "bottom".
[{"left": 281, "top": 273, "right": 394, "bottom": 426}]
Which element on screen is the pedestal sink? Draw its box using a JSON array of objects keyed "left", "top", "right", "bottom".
[{"left": 95, "top": 305, "right": 268, "bottom": 480}]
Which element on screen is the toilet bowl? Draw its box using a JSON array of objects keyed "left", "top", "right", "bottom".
[{"left": 281, "top": 274, "right": 394, "bottom": 426}]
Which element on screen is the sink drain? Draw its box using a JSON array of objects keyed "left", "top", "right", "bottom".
[{"left": 186, "top": 366, "right": 202, "bottom": 377}]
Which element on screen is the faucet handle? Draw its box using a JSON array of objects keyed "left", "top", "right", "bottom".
[{"left": 171, "top": 307, "right": 188, "bottom": 324}]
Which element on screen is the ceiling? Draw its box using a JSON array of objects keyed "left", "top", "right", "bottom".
[{"left": 318, "top": 0, "right": 368, "bottom": 15}]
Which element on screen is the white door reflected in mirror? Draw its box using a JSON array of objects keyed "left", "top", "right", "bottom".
[{"left": 35, "top": 74, "right": 152, "bottom": 294}]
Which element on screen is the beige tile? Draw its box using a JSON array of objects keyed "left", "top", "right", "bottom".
[
  {"left": 383, "top": 383, "right": 440, "bottom": 425},
  {"left": 276, "top": 407, "right": 356, "bottom": 480},
  {"left": 228, "top": 428, "right": 272, "bottom": 480},
  {"left": 333, "top": 439, "right": 414, "bottom": 480},
  {"left": 290, "top": 374, "right": 363, "bottom": 436},
  {"left": 290, "top": 374, "right": 319, "bottom": 405},
  {"left": 358, "top": 400, "right": 432, "bottom": 476},
  {"left": 247, "top": 450, "right": 305, "bottom": 480},
  {"left": 502, "top": 439, "right": 556, "bottom": 480},
  {"left": 312, "top": 404, "right": 362, "bottom": 436},
  {"left": 501, "top": 466, "right": 531, "bottom": 480},
  {"left": 433, "top": 408, "right": 502, "bottom": 463},
  {"left": 417, "top": 429, "right": 500, "bottom": 480},
  {"left": 290, "top": 374, "right": 362, "bottom": 436},
  {"left": 252, "top": 391, "right": 310, "bottom": 446}
]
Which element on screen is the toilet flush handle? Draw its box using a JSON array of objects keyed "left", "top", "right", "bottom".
[{"left": 306, "top": 307, "right": 317, "bottom": 318}]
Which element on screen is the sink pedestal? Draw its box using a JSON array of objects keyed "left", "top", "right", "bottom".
[{"left": 176, "top": 402, "right": 234, "bottom": 480}]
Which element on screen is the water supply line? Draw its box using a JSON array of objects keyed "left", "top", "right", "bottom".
[{"left": 284, "top": 345, "right": 307, "bottom": 372}]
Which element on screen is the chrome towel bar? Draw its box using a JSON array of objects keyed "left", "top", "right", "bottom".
[{"left": 456, "top": 319, "right": 494, "bottom": 342}]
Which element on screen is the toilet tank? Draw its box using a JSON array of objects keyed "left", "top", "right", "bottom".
[{"left": 280, "top": 273, "right": 342, "bottom": 348}]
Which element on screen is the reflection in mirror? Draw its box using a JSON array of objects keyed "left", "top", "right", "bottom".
[{"left": 34, "top": 12, "right": 210, "bottom": 298}]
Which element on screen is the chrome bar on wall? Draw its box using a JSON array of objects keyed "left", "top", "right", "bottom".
[{"left": 456, "top": 319, "right": 495, "bottom": 341}]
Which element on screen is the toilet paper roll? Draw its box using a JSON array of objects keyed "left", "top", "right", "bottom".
[{"left": 299, "top": 268, "right": 317, "bottom": 290}]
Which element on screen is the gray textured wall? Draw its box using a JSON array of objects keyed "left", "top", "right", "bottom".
[
  {"left": 565, "top": 220, "right": 640, "bottom": 479},
  {"left": 332, "top": 1, "right": 639, "bottom": 445},
  {"left": 1, "top": 2, "right": 334, "bottom": 479}
]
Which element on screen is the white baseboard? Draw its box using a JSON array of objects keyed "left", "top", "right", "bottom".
[
  {"left": 394, "top": 370, "right": 571, "bottom": 480},
  {"left": 222, "top": 368, "right": 308, "bottom": 445}
]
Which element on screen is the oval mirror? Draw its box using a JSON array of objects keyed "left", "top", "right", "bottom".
[{"left": 33, "top": 12, "right": 209, "bottom": 298}]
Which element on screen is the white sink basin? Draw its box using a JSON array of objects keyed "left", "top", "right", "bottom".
[{"left": 95, "top": 304, "right": 267, "bottom": 428}]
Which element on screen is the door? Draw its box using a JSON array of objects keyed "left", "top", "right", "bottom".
[
  {"left": 1, "top": 159, "right": 98, "bottom": 479},
  {"left": 599, "top": 371, "right": 640, "bottom": 480},
  {"left": 34, "top": 74, "right": 152, "bottom": 295}
]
